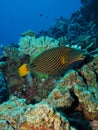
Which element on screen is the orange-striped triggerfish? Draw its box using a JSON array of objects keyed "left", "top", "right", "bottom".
[{"left": 18, "top": 47, "right": 84, "bottom": 77}]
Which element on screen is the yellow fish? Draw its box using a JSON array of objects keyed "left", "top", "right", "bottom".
[{"left": 18, "top": 47, "right": 84, "bottom": 77}]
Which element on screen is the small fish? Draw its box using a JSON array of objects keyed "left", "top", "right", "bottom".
[
  {"left": 18, "top": 47, "right": 84, "bottom": 77},
  {"left": 40, "top": 13, "right": 43, "bottom": 17}
]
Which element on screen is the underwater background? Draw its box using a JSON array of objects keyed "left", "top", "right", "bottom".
[
  {"left": 0, "top": 0, "right": 81, "bottom": 45},
  {"left": 0, "top": 0, "right": 98, "bottom": 130}
]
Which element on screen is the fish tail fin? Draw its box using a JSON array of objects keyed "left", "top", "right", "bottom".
[{"left": 18, "top": 63, "right": 30, "bottom": 77}]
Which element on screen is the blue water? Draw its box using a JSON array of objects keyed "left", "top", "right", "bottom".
[{"left": 0, "top": 0, "right": 81, "bottom": 45}]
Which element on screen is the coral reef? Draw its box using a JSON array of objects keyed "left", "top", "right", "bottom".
[
  {"left": 42, "top": 87, "right": 74, "bottom": 108},
  {"left": 0, "top": 0, "right": 98, "bottom": 129},
  {"left": 1, "top": 39, "right": 98, "bottom": 129},
  {"left": 90, "top": 120, "right": 98, "bottom": 130},
  {"left": 0, "top": 96, "right": 77, "bottom": 130},
  {"left": 1, "top": 45, "right": 56, "bottom": 104},
  {"left": 18, "top": 35, "right": 58, "bottom": 56},
  {"left": 53, "top": 63, "right": 98, "bottom": 121},
  {"left": 80, "top": 64, "right": 98, "bottom": 100},
  {"left": 21, "top": 30, "right": 36, "bottom": 37},
  {"left": 0, "top": 71, "right": 9, "bottom": 103},
  {"left": 38, "top": 0, "right": 98, "bottom": 53},
  {"left": 80, "top": 0, "right": 98, "bottom": 26},
  {"left": 93, "top": 55, "right": 98, "bottom": 74},
  {"left": 74, "top": 84, "right": 98, "bottom": 120},
  {"left": 1, "top": 37, "right": 98, "bottom": 129}
]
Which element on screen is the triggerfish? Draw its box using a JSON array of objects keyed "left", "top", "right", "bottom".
[{"left": 18, "top": 47, "right": 84, "bottom": 77}]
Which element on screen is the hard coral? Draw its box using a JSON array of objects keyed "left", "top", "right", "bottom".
[
  {"left": 93, "top": 55, "right": 98, "bottom": 74},
  {"left": 74, "top": 84, "right": 98, "bottom": 120},
  {"left": 18, "top": 35, "right": 58, "bottom": 56},
  {"left": 80, "top": 64, "right": 98, "bottom": 100},
  {"left": 0, "top": 119, "right": 14, "bottom": 130},
  {"left": 21, "top": 30, "right": 36, "bottom": 37},
  {"left": 90, "top": 120, "right": 98, "bottom": 130},
  {"left": 42, "top": 88, "right": 74, "bottom": 108},
  {"left": 0, "top": 96, "right": 77, "bottom": 130},
  {"left": 0, "top": 71, "right": 9, "bottom": 103},
  {"left": 53, "top": 69, "right": 98, "bottom": 121}
]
